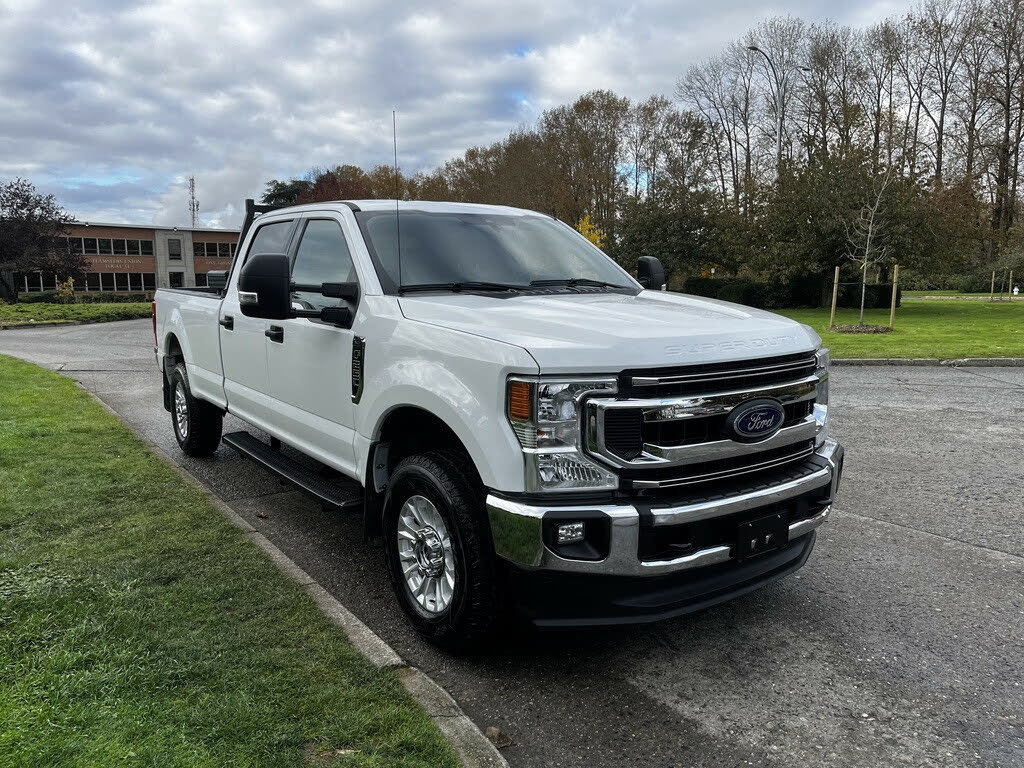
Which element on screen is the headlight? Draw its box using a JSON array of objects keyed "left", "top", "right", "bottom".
[
  {"left": 814, "top": 347, "right": 830, "bottom": 447},
  {"left": 507, "top": 377, "right": 618, "bottom": 491}
]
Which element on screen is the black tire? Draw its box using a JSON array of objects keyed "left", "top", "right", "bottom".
[
  {"left": 169, "top": 362, "right": 223, "bottom": 457},
  {"left": 382, "top": 451, "right": 502, "bottom": 652}
]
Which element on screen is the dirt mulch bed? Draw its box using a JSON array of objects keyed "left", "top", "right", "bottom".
[{"left": 831, "top": 324, "right": 893, "bottom": 334}]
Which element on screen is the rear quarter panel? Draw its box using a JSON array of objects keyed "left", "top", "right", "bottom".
[{"left": 157, "top": 289, "right": 226, "bottom": 407}]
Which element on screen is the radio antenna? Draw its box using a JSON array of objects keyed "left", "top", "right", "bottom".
[{"left": 393, "top": 110, "right": 402, "bottom": 291}]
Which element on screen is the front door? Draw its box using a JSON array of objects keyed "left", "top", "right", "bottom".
[
  {"left": 220, "top": 218, "right": 295, "bottom": 427},
  {"left": 266, "top": 217, "right": 359, "bottom": 475}
]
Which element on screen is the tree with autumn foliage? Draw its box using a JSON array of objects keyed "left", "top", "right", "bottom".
[{"left": 576, "top": 214, "right": 606, "bottom": 249}]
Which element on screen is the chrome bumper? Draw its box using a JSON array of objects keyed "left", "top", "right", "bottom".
[{"left": 487, "top": 438, "right": 843, "bottom": 577}]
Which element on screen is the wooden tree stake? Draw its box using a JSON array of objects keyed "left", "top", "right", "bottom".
[
  {"left": 889, "top": 264, "right": 900, "bottom": 329},
  {"left": 829, "top": 266, "right": 840, "bottom": 328}
]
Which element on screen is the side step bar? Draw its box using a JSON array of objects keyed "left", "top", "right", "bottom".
[{"left": 223, "top": 431, "right": 363, "bottom": 512}]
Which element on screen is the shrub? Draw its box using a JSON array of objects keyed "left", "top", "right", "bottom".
[
  {"left": 55, "top": 278, "right": 76, "bottom": 305},
  {"left": 18, "top": 291, "right": 152, "bottom": 305},
  {"left": 17, "top": 291, "right": 59, "bottom": 303},
  {"left": 836, "top": 283, "right": 901, "bottom": 309},
  {"left": 681, "top": 275, "right": 820, "bottom": 309},
  {"left": 77, "top": 292, "right": 151, "bottom": 304}
]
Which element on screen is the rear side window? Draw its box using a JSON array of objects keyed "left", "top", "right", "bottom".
[
  {"left": 291, "top": 219, "right": 356, "bottom": 310},
  {"left": 245, "top": 220, "right": 293, "bottom": 263}
]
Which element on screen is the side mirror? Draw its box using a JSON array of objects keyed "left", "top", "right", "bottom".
[
  {"left": 320, "top": 282, "right": 360, "bottom": 302},
  {"left": 207, "top": 270, "right": 229, "bottom": 293},
  {"left": 238, "top": 253, "right": 291, "bottom": 319},
  {"left": 319, "top": 306, "right": 354, "bottom": 328},
  {"left": 637, "top": 256, "right": 666, "bottom": 291}
]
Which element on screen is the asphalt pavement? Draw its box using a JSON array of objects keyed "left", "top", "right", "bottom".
[{"left": 2, "top": 319, "right": 1022, "bottom": 768}]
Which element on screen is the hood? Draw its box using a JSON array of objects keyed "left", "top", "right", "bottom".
[{"left": 399, "top": 290, "right": 820, "bottom": 373}]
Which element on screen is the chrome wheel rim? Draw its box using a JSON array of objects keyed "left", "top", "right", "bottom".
[
  {"left": 174, "top": 383, "right": 189, "bottom": 439},
  {"left": 397, "top": 494, "right": 455, "bottom": 614}
]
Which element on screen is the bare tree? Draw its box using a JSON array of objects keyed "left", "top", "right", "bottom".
[{"left": 847, "top": 171, "right": 894, "bottom": 324}]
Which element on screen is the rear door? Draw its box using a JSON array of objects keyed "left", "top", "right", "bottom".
[
  {"left": 265, "top": 216, "right": 360, "bottom": 474},
  {"left": 220, "top": 217, "right": 296, "bottom": 427}
]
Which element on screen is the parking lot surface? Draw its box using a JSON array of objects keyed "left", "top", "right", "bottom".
[{"left": 2, "top": 319, "right": 1022, "bottom": 767}]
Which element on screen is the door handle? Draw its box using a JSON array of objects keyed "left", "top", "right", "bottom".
[
  {"left": 219, "top": 315, "right": 234, "bottom": 330},
  {"left": 265, "top": 325, "right": 284, "bottom": 343}
]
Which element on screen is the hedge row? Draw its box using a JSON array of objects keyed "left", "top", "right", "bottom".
[
  {"left": 18, "top": 291, "right": 153, "bottom": 304},
  {"left": 683, "top": 276, "right": 900, "bottom": 310}
]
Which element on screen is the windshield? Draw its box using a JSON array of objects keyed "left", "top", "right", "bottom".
[{"left": 354, "top": 210, "right": 638, "bottom": 294}]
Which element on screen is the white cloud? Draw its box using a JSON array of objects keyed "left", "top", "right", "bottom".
[{"left": 0, "top": 0, "right": 898, "bottom": 228}]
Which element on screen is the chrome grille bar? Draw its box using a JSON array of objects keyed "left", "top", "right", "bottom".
[
  {"left": 630, "top": 443, "right": 816, "bottom": 490},
  {"left": 631, "top": 355, "right": 816, "bottom": 387}
]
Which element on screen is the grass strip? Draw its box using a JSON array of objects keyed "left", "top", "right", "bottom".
[{"left": 0, "top": 355, "right": 457, "bottom": 768}]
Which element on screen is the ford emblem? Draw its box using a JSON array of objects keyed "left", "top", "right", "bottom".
[{"left": 726, "top": 398, "right": 785, "bottom": 443}]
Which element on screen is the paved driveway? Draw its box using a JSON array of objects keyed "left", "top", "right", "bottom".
[{"left": 2, "top": 319, "right": 1022, "bottom": 768}]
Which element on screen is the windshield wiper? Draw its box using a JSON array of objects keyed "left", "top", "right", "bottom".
[
  {"left": 399, "top": 281, "right": 528, "bottom": 294},
  {"left": 529, "top": 278, "right": 631, "bottom": 290}
]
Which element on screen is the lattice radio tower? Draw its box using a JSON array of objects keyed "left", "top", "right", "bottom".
[{"left": 187, "top": 175, "right": 199, "bottom": 227}]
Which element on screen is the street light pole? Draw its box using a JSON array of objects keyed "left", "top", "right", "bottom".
[{"left": 747, "top": 45, "right": 810, "bottom": 179}]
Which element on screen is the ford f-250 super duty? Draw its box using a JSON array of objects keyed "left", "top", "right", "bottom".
[{"left": 154, "top": 198, "right": 844, "bottom": 650}]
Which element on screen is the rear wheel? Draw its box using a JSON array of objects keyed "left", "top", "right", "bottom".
[
  {"left": 169, "top": 362, "right": 223, "bottom": 457},
  {"left": 383, "top": 451, "right": 502, "bottom": 651}
]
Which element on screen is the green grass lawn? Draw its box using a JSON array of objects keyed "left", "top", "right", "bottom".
[
  {"left": 902, "top": 290, "right": 1003, "bottom": 298},
  {"left": 779, "top": 300, "right": 1024, "bottom": 359},
  {"left": 0, "top": 302, "right": 152, "bottom": 326},
  {"left": 0, "top": 355, "right": 456, "bottom": 768}
]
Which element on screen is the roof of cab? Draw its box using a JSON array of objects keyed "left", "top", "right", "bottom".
[{"left": 262, "top": 200, "right": 546, "bottom": 217}]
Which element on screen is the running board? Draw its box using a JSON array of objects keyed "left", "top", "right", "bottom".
[{"left": 222, "top": 431, "right": 363, "bottom": 512}]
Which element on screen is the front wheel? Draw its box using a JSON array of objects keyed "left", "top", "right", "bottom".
[
  {"left": 383, "top": 451, "right": 502, "bottom": 651},
  {"left": 169, "top": 362, "right": 223, "bottom": 457}
]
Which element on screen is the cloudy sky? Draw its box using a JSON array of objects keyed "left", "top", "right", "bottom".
[{"left": 0, "top": 0, "right": 900, "bottom": 228}]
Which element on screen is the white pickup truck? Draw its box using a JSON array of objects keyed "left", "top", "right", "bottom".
[{"left": 154, "top": 198, "right": 844, "bottom": 650}]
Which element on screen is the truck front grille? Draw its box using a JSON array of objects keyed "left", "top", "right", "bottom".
[{"left": 586, "top": 353, "right": 824, "bottom": 492}]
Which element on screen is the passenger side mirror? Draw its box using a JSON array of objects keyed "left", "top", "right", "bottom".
[
  {"left": 238, "top": 253, "right": 291, "bottom": 319},
  {"left": 207, "top": 270, "right": 229, "bottom": 293},
  {"left": 637, "top": 256, "right": 667, "bottom": 291}
]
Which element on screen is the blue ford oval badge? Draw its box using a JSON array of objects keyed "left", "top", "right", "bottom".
[{"left": 726, "top": 398, "right": 785, "bottom": 443}]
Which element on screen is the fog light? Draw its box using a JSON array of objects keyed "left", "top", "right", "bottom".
[{"left": 556, "top": 522, "right": 585, "bottom": 545}]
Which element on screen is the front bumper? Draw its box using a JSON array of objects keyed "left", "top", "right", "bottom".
[{"left": 487, "top": 438, "right": 843, "bottom": 579}]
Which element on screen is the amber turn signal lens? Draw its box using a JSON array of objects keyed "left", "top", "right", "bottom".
[{"left": 508, "top": 380, "right": 532, "bottom": 422}]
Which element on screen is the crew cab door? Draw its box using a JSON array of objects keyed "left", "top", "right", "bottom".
[
  {"left": 220, "top": 217, "right": 296, "bottom": 427},
  {"left": 265, "top": 216, "right": 359, "bottom": 474}
]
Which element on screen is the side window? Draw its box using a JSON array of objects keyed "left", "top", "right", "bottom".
[
  {"left": 291, "top": 219, "right": 356, "bottom": 310},
  {"left": 244, "top": 220, "right": 294, "bottom": 264}
]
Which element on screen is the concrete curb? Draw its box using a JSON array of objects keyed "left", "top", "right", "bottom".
[
  {"left": 77, "top": 384, "right": 508, "bottom": 768},
  {"left": 0, "top": 320, "right": 83, "bottom": 330},
  {"left": 834, "top": 357, "right": 1024, "bottom": 367}
]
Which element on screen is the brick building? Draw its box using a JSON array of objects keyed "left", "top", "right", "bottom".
[{"left": 14, "top": 222, "right": 240, "bottom": 294}]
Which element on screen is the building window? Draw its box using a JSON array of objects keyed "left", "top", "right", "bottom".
[
  {"left": 101, "top": 273, "right": 115, "bottom": 291},
  {"left": 195, "top": 273, "right": 208, "bottom": 287},
  {"left": 169, "top": 272, "right": 183, "bottom": 288},
  {"left": 97, "top": 238, "right": 113, "bottom": 255},
  {"left": 143, "top": 273, "right": 156, "bottom": 290},
  {"left": 230, "top": 242, "right": 237, "bottom": 258},
  {"left": 193, "top": 242, "right": 205, "bottom": 259},
  {"left": 86, "top": 272, "right": 100, "bottom": 290},
  {"left": 113, "top": 239, "right": 127, "bottom": 255},
  {"left": 73, "top": 274, "right": 86, "bottom": 290},
  {"left": 140, "top": 240, "right": 154, "bottom": 256},
  {"left": 83, "top": 238, "right": 98, "bottom": 254},
  {"left": 127, "top": 239, "right": 141, "bottom": 255},
  {"left": 218, "top": 242, "right": 230, "bottom": 258},
  {"left": 168, "top": 238, "right": 182, "bottom": 260}
]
